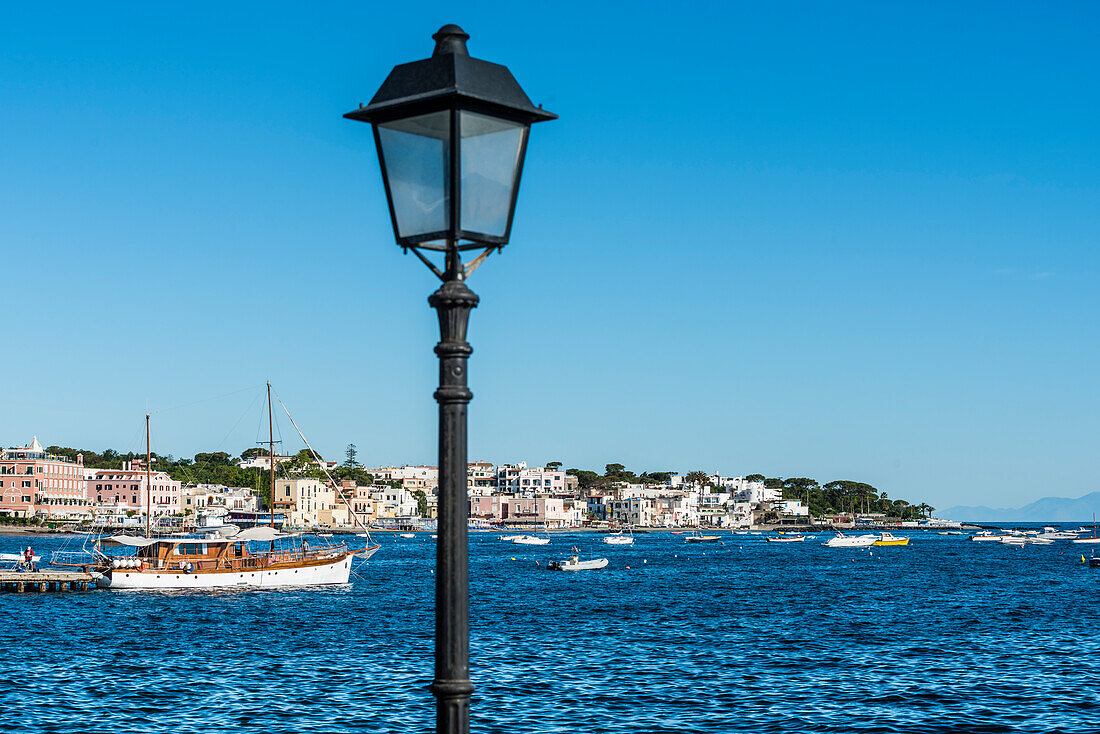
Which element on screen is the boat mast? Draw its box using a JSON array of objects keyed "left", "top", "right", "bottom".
[
  {"left": 268, "top": 382, "right": 276, "bottom": 531},
  {"left": 145, "top": 413, "right": 152, "bottom": 539}
]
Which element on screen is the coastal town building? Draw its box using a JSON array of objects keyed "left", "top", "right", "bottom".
[
  {"left": 467, "top": 461, "right": 496, "bottom": 492},
  {"left": 495, "top": 462, "right": 566, "bottom": 495},
  {"left": 468, "top": 495, "right": 573, "bottom": 528},
  {"left": 180, "top": 484, "right": 260, "bottom": 514},
  {"left": 370, "top": 465, "right": 439, "bottom": 491},
  {"left": 0, "top": 437, "right": 88, "bottom": 518},
  {"left": 236, "top": 453, "right": 295, "bottom": 471},
  {"left": 273, "top": 478, "right": 342, "bottom": 528},
  {"left": 88, "top": 459, "right": 182, "bottom": 518}
]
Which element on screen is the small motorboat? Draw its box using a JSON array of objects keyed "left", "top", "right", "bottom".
[
  {"left": 766, "top": 535, "right": 805, "bottom": 543},
  {"left": 684, "top": 532, "right": 721, "bottom": 543},
  {"left": 970, "top": 531, "right": 1012, "bottom": 542},
  {"left": 513, "top": 534, "right": 550, "bottom": 546},
  {"left": 603, "top": 531, "right": 634, "bottom": 545},
  {"left": 399, "top": 533, "right": 415, "bottom": 539},
  {"left": 1072, "top": 537, "right": 1100, "bottom": 545},
  {"left": 874, "top": 533, "right": 910, "bottom": 546},
  {"left": 498, "top": 534, "right": 525, "bottom": 542},
  {"left": 1027, "top": 537, "right": 1054, "bottom": 545},
  {"left": 824, "top": 533, "right": 877, "bottom": 548},
  {"left": 1000, "top": 535, "right": 1027, "bottom": 545},
  {"left": 669, "top": 531, "right": 684, "bottom": 535},
  {"left": 1086, "top": 556, "right": 1100, "bottom": 568},
  {"left": 547, "top": 554, "right": 608, "bottom": 571}
]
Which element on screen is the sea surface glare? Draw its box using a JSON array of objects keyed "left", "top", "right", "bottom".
[{"left": 2, "top": 531, "right": 1099, "bottom": 733}]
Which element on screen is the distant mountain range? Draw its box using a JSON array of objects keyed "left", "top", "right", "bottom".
[{"left": 940, "top": 491, "right": 1100, "bottom": 522}]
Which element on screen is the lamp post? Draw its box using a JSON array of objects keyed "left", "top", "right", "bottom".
[{"left": 345, "top": 25, "right": 555, "bottom": 734}]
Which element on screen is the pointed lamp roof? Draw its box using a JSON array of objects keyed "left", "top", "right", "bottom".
[
  {"left": 29, "top": 436, "right": 43, "bottom": 452},
  {"left": 344, "top": 24, "right": 556, "bottom": 125}
]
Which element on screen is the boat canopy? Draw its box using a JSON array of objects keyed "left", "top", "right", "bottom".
[
  {"left": 230, "top": 526, "right": 297, "bottom": 542},
  {"left": 101, "top": 527, "right": 297, "bottom": 547}
]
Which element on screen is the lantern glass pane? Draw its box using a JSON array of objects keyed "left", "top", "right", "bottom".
[
  {"left": 459, "top": 111, "right": 527, "bottom": 238},
  {"left": 377, "top": 111, "right": 451, "bottom": 239}
]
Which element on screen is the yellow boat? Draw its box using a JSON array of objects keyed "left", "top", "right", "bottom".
[{"left": 873, "top": 532, "right": 910, "bottom": 546}]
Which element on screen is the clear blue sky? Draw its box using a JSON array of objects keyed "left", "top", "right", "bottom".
[{"left": 2, "top": 2, "right": 1097, "bottom": 510}]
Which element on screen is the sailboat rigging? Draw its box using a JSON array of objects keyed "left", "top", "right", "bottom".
[{"left": 51, "top": 383, "right": 380, "bottom": 589}]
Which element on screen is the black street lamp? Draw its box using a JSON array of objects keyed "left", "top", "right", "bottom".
[{"left": 345, "top": 24, "right": 555, "bottom": 734}]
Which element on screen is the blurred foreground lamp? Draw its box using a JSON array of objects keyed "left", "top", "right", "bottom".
[{"left": 344, "top": 24, "right": 555, "bottom": 734}]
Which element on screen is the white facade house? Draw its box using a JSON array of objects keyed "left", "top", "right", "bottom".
[
  {"left": 776, "top": 499, "right": 809, "bottom": 517},
  {"left": 495, "top": 462, "right": 566, "bottom": 495},
  {"left": 371, "top": 465, "right": 439, "bottom": 491},
  {"left": 607, "top": 497, "right": 653, "bottom": 527},
  {"left": 181, "top": 484, "right": 260, "bottom": 514}
]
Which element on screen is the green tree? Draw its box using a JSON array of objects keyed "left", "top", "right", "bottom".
[
  {"left": 413, "top": 490, "right": 428, "bottom": 517},
  {"left": 343, "top": 443, "right": 359, "bottom": 468},
  {"left": 684, "top": 470, "right": 710, "bottom": 489},
  {"left": 745, "top": 474, "right": 765, "bottom": 483},
  {"left": 194, "top": 452, "right": 232, "bottom": 466},
  {"left": 240, "top": 447, "right": 269, "bottom": 461},
  {"left": 567, "top": 468, "right": 601, "bottom": 490}
]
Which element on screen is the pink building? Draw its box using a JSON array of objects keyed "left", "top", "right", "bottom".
[
  {"left": 0, "top": 437, "right": 88, "bottom": 518},
  {"left": 468, "top": 495, "right": 569, "bottom": 528},
  {"left": 89, "top": 458, "right": 182, "bottom": 517}
]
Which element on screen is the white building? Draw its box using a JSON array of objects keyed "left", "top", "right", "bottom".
[
  {"left": 495, "top": 462, "right": 566, "bottom": 495},
  {"left": 607, "top": 497, "right": 653, "bottom": 527},
  {"left": 776, "top": 499, "right": 809, "bottom": 517},
  {"left": 371, "top": 465, "right": 439, "bottom": 491},
  {"left": 181, "top": 484, "right": 260, "bottom": 515}
]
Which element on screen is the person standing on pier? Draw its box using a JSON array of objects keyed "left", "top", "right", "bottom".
[{"left": 24, "top": 546, "right": 35, "bottom": 572}]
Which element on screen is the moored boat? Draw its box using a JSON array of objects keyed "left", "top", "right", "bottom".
[
  {"left": 603, "top": 529, "right": 634, "bottom": 545},
  {"left": 873, "top": 532, "right": 910, "bottom": 546},
  {"left": 766, "top": 535, "right": 805, "bottom": 543},
  {"left": 512, "top": 534, "right": 550, "bottom": 546},
  {"left": 85, "top": 529, "right": 373, "bottom": 590},
  {"left": 684, "top": 532, "right": 721, "bottom": 543},
  {"left": 546, "top": 554, "right": 608, "bottom": 571},
  {"left": 824, "top": 533, "right": 877, "bottom": 548}
]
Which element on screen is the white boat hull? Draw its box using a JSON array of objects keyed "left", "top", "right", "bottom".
[
  {"left": 824, "top": 535, "right": 877, "bottom": 548},
  {"left": 512, "top": 535, "right": 550, "bottom": 546},
  {"left": 551, "top": 558, "right": 609, "bottom": 571},
  {"left": 100, "top": 552, "right": 355, "bottom": 590},
  {"left": 603, "top": 536, "right": 634, "bottom": 545},
  {"left": 1072, "top": 537, "right": 1100, "bottom": 544}
]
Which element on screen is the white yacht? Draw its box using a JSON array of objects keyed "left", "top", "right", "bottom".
[
  {"left": 824, "top": 533, "right": 877, "bottom": 548},
  {"left": 513, "top": 534, "right": 550, "bottom": 546}
]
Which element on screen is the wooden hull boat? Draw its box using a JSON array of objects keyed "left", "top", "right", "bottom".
[{"left": 86, "top": 535, "right": 379, "bottom": 590}]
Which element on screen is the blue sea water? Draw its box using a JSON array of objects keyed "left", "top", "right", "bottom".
[{"left": 2, "top": 530, "right": 1099, "bottom": 734}]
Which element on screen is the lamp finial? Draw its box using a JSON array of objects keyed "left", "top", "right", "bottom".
[{"left": 432, "top": 24, "right": 469, "bottom": 57}]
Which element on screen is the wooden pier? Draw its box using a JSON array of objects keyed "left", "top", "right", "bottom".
[{"left": 0, "top": 571, "right": 95, "bottom": 593}]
